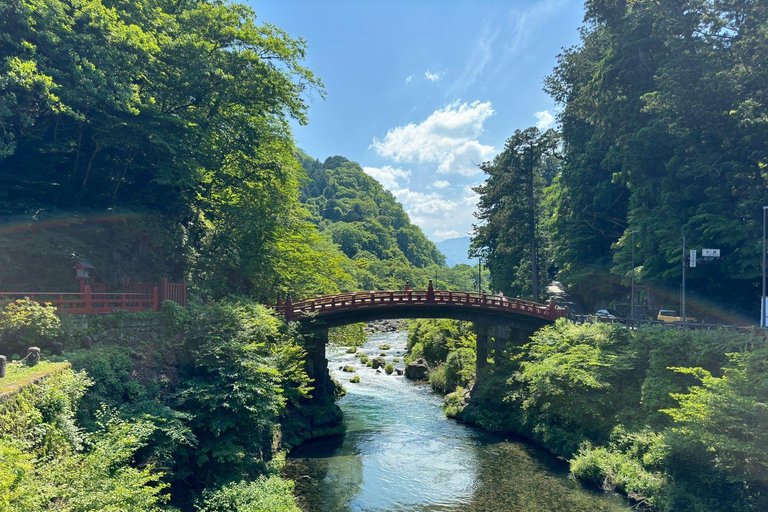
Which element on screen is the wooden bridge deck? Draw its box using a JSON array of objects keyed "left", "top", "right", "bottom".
[{"left": 278, "top": 290, "right": 566, "bottom": 323}]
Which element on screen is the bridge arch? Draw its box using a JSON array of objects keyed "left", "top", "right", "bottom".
[{"left": 276, "top": 287, "right": 566, "bottom": 399}]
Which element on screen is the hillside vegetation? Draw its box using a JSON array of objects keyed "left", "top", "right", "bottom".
[
  {"left": 407, "top": 318, "right": 768, "bottom": 512},
  {"left": 471, "top": 0, "right": 768, "bottom": 318}
]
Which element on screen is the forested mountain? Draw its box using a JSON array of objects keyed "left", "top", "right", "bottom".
[
  {"left": 435, "top": 237, "right": 473, "bottom": 267},
  {"left": 297, "top": 152, "right": 447, "bottom": 289}
]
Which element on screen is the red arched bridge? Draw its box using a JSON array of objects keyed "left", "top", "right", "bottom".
[
  {"left": 276, "top": 287, "right": 567, "bottom": 401},
  {"left": 277, "top": 288, "right": 566, "bottom": 328}
]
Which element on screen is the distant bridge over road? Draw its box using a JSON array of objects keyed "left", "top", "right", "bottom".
[{"left": 276, "top": 286, "right": 567, "bottom": 399}]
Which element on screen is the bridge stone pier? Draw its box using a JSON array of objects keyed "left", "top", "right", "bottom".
[
  {"left": 300, "top": 328, "right": 331, "bottom": 402},
  {"left": 474, "top": 323, "right": 536, "bottom": 369},
  {"left": 277, "top": 288, "right": 566, "bottom": 400}
]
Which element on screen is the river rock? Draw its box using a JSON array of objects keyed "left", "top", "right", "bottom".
[
  {"left": 394, "top": 368, "right": 403, "bottom": 376},
  {"left": 364, "top": 319, "right": 406, "bottom": 334},
  {"left": 26, "top": 347, "right": 40, "bottom": 366},
  {"left": 405, "top": 358, "right": 429, "bottom": 380},
  {"left": 371, "top": 356, "right": 386, "bottom": 369}
]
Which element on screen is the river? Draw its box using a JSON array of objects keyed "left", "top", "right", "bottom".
[{"left": 284, "top": 330, "right": 632, "bottom": 512}]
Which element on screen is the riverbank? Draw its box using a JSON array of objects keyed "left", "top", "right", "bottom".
[
  {"left": 285, "top": 329, "right": 632, "bottom": 512},
  {"left": 409, "top": 319, "right": 768, "bottom": 512}
]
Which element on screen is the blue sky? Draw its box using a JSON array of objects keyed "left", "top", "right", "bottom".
[{"left": 250, "top": 0, "right": 585, "bottom": 242}]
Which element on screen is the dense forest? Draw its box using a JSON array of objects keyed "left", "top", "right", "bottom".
[
  {"left": 3, "top": 0, "right": 768, "bottom": 511},
  {"left": 472, "top": 0, "right": 768, "bottom": 319},
  {"left": 0, "top": 0, "right": 336, "bottom": 298}
]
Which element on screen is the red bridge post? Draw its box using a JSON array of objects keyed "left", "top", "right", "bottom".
[{"left": 285, "top": 294, "right": 293, "bottom": 322}]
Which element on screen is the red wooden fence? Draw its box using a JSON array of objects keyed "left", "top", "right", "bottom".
[{"left": 0, "top": 280, "right": 186, "bottom": 314}]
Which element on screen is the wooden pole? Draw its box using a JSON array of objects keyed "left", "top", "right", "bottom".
[{"left": 84, "top": 285, "right": 91, "bottom": 313}]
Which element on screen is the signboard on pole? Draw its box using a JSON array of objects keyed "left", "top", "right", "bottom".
[
  {"left": 689, "top": 250, "right": 697, "bottom": 267},
  {"left": 763, "top": 296, "right": 768, "bottom": 328},
  {"left": 702, "top": 248, "right": 720, "bottom": 257}
]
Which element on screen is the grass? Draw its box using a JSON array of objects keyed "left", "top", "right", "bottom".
[{"left": 0, "top": 361, "right": 71, "bottom": 398}]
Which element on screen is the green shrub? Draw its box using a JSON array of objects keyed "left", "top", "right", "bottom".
[
  {"left": 342, "top": 365, "right": 355, "bottom": 373},
  {"left": 0, "top": 298, "right": 61, "bottom": 355},
  {"left": 328, "top": 323, "right": 366, "bottom": 347},
  {"left": 384, "top": 364, "right": 394, "bottom": 375},
  {"left": 429, "top": 365, "right": 447, "bottom": 393},
  {"left": 350, "top": 375, "right": 360, "bottom": 383},
  {"left": 444, "top": 348, "right": 475, "bottom": 392},
  {"left": 197, "top": 476, "right": 301, "bottom": 512},
  {"left": 570, "top": 442, "right": 664, "bottom": 506},
  {"left": 444, "top": 386, "right": 465, "bottom": 418},
  {"left": 407, "top": 319, "right": 475, "bottom": 366}
]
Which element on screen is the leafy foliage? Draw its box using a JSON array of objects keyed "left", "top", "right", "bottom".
[
  {"left": 197, "top": 476, "right": 301, "bottom": 512},
  {"left": 0, "top": 298, "right": 61, "bottom": 355},
  {"left": 0, "top": 368, "right": 168, "bottom": 511},
  {"left": 407, "top": 319, "right": 475, "bottom": 367},
  {"left": 454, "top": 320, "right": 768, "bottom": 511},
  {"left": 544, "top": 0, "right": 768, "bottom": 312}
]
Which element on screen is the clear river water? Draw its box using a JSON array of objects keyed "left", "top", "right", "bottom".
[{"left": 284, "top": 330, "right": 632, "bottom": 512}]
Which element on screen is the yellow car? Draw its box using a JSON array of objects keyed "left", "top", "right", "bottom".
[{"left": 657, "top": 309, "right": 696, "bottom": 323}]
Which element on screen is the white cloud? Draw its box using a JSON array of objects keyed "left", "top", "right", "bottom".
[
  {"left": 405, "top": 75, "right": 412, "bottom": 83},
  {"left": 433, "top": 229, "right": 464, "bottom": 241},
  {"left": 447, "top": 24, "right": 498, "bottom": 97},
  {"left": 362, "top": 165, "right": 411, "bottom": 191},
  {"left": 460, "top": 186, "right": 480, "bottom": 207},
  {"left": 433, "top": 180, "right": 451, "bottom": 189},
  {"left": 393, "top": 188, "right": 457, "bottom": 215},
  {"left": 371, "top": 101, "right": 495, "bottom": 176},
  {"left": 535, "top": 110, "right": 555, "bottom": 130},
  {"left": 425, "top": 70, "right": 445, "bottom": 82}
]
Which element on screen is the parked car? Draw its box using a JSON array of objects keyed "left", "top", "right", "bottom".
[
  {"left": 657, "top": 309, "right": 696, "bottom": 323},
  {"left": 595, "top": 309, "right": 617, "bottom": 320}
]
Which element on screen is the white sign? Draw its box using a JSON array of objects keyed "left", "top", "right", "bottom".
[
  {"left": 702, "top": 248, "right": 720, "bottom": 257},
  {"left": 763, "top": 297, "right": 768, "bottom": 328},
  {"left": 689, "top": 250, "right": 697, "bottom": 267}
]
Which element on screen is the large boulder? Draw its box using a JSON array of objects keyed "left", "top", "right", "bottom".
[
  {"left": 405, "top": 358, "right": 429, "bottom": 381},
  {"left": 371, "top": 356, "right": 387, "bottom": 369}
]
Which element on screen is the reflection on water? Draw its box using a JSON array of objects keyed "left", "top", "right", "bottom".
[{"left": 285, "top": 331, "right": 631, "bottom": 512}]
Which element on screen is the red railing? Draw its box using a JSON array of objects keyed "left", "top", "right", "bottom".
[
  {"left": 0, "top": 280, "right": 186, "bottom": 314},
  {"left": 278, "top": 290, "right": 566, "bottom": 323}
]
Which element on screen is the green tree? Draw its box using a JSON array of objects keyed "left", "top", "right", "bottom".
[{"left": 471, "top": 127, "right": 559, "bottom": 300}]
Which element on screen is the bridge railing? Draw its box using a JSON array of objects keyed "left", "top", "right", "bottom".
[{"left": 278, "top": 290, "right": 567, "bottom": 322}]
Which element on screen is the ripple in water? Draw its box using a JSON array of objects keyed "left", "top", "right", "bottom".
[{"left": 285, "top": 331, "right": 632, "bottom": 512}]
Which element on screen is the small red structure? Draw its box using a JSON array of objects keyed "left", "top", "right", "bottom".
[{"left": 73, "top": 261, "right": 95, "bottom": 293}]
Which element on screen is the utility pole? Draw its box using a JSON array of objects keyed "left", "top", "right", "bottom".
[
  {"left": 762, "top": 207, "right": 767, "bottom": 326},
  {"left": 478, "top": 257, "right": 482, "bottom": 293},
  {"left": 631, "top": 230, "right": 637, "bottom": 320},
  {"left": 682, "top": 231, "right": 686, "bottom": 321},
  {"left": 528, "top": 142, "right": 539, "bottom": 302}
]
